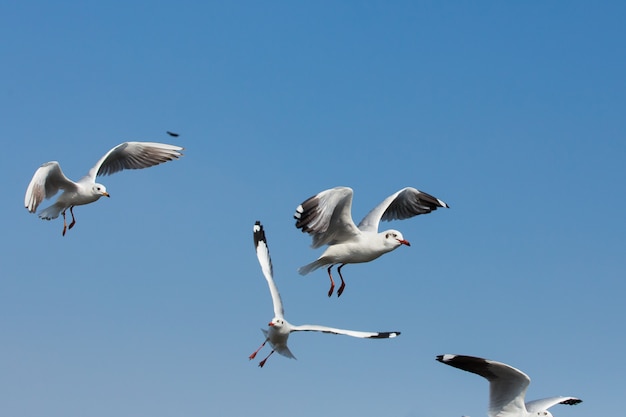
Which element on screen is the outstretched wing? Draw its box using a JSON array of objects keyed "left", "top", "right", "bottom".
[
  {"left": 525, "top": 396, "right": 582, "bottom": 413},
  {"left": 83, "top": 142, "right": 183, "bottom": 181},
  {"left": 253, "top": 221, "right": 284, "bottom": 319},
  {"left": 294, "top": 186, "right": 361, "bottom": 248},
  {"left": 436, "top": 354, "right": 529, "bottom": 417},
  {"left": 358, "top": 187, "right": 449, "bottom": 232},
  {"left": 290, "top": 324, "right": 400, "bottom": 339},
  {"left": 24, "top": 161, "right": 77, "bottom": 213}
]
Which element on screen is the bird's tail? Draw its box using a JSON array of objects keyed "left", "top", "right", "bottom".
[
  {"left": 298, "top": 258, "right": 328, "bottom": 275},
  {"left": 38, "top": 203, "right": 64, "bottom": 220}
]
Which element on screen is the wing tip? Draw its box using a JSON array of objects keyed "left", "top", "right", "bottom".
[
  {"left": 436, "top": 354, "right": 455, "bottom": 363},
  {"left": 293, "top": 204, "right": 303, "bottom": 219},
  {"left": 371, "top": 331, "right": 401, "bottom": 339},
  {"left": 561, "top": 398, "right": 583, "bottom": 406},
  {"left": 253, "top": 220, "right": 266, "bottom": 247}
]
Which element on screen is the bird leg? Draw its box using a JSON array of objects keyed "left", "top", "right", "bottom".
[
  {"left": 336, "top": 264, "right": 347, "bottom": 297},
  {"left": 249, "top": 338, "right": 268, "bottom": 360},
  {"left": 61, "top": 209, "right": 68, "bottom": 236},
  {"left": 326, "top": 265, "right": 336, "bottom": 297},
  {"left": 68, "top": 206, "right": 76, "bottom": 230},
  {"left": 258, "top": 349, "right": 275, "bottom": 368}
]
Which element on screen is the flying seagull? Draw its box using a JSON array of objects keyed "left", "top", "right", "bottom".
[
  {"left": 25, "top": 141, "right": 183, "bottom": 235},
  {"left": 436, "top": 354, "right": 582, "bottom": 417},
  {"left": 249, "top": 221, "right": 400, "bottom": 367},
  {"left": 294, "top": 186, "right": 449, "bottom": 297}
]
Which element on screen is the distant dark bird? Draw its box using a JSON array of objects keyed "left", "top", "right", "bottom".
[
  {"left": 294, "top": 186, "right": 449, "bottom": 297},
  {"left": 25, "top": 142, "right": 184, "bottom": 235},
  {"left": 436, "top": 354, "right": 582, "bottom": 417},
  {"left": 166, "top": 131, "right": 179, "bottom": 137},
  {"left": 249, "top": 221, "right": 400, "bottom": 368}
]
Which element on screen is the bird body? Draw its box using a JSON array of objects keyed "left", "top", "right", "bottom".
[
  {"left": 294, "top": 186, "right": 448, "bottom": 296},
  {"left": 25, "top": 142, "right": 183, "bottom": 235},
  {"left": 298, "top": 230, "right": 402, "bottom": 274}
]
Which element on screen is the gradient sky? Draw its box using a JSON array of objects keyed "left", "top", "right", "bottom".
[{"left": 2, "top": 2, "right": 624, "bottom": 417}]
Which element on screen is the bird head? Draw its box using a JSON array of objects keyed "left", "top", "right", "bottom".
[
  {"left": 268, "top": 318, "right": 285, "bottom": 329},
  {"left": 383, "top": 230, "right": 410, "bottom": 248},
  {"left": 93, "top": 183, "right": 110, "bottom": 198}
]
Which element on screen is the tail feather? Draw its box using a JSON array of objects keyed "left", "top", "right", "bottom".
[
  {"left": 38, "top": 203, "right": 64, "bottom": 220},
  {"left": 298, "top": 259, "right": 329, "bottom": 275}
]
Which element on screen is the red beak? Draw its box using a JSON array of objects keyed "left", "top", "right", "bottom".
[
  {"left": 268, "top": 322, "right": 274, "bottom": 326},
  {"left": 398, "top": 239, "right": 411, "bottom": 247}
]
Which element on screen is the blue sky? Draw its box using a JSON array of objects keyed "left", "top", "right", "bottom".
[{"left": 1, "top": 1, "right": 624, "bottom": 416}]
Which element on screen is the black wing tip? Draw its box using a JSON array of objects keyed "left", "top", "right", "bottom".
[
  {"left": 435, "top": 354, "right": 499, "bottom": 380},
  {"left": 253, "top": 221, "right": 267, "bottom": 247},
  {"left": 293, "top": 204, "right": 303, "bottom": 220},
  {"left": 370, "top": 331, "right": 401, "bottom": 339},
  {"left": 293, "top": 197, "right": 322, "bottom": 233},
  {"left": 166, "top": 131, "right": 180, "bottom": 137},
  {"left": 435, "top": 353, "right": 479, "bottom": 365},
  {"left": 416, "top": 189, "right": 450, "bottom": 210},
  {"left": 561, "top": 398, "right": 583, "bottom": 406}
]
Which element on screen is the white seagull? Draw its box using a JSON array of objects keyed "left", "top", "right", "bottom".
[
  {"left": 436, "top": 354, "right": 582, "bottom": 417},
  {"left": 294, "top": 186, "right": 449, "bottom": 297},
  {"left": 25, "top": 141, "right": 183, "bottom": 235},
  {"left": 249, "top": 221, "right": 401, "bottom": 368}
]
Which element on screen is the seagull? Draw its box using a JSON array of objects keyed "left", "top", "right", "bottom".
[
  {"left": 249, "top": 221, "right": 401, "bottom": 368},
  {"left": 25, "top": 141, "right": 184, "bottom": 235},
  {"left": 294, "top": 186, "right": 449, "bottom": 297},
  {"left": 436, "top": 354, "right": 582, "bottom": 417}
]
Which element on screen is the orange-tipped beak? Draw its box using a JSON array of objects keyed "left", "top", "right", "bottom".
[
  {"left": 398, "top": 239, "right": 411, "bottom": 247},
  {"left": 268, "top": 322, "right": 274, "bottom": 326},
  {"left": 103, "top": 192, "right": 110, "bottom": 198}
]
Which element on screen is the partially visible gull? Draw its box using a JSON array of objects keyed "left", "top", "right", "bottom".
[
  {"left": 25, "top": 141, "right": 183, "bottom": 235},
  {"left": 436, "top": 354, "right": 582, "bottom": 417}
]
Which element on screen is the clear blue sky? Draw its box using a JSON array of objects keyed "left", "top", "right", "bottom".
[{"left": 1, "top": 2, "right": 624, "bottom": 416}]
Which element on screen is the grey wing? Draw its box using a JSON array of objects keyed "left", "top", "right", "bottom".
[
  {"left": 436, "top": 354, "right": 529, "bottom": 417},
  {"left": 290, "top": 324, "right": 400, "bottom": 339},
  {"left": 84, "top": 141, "right": 184, "bottom": 180},
  {"left": 358, "top": 187, "right": 449, "bottom": 232},
  {"left": 253, "top": 222, "right": 284, "bottom": 319},
  {"left": 525, "top": 397, "right": 582, "bottom": 413},
  {"left": 294, "top": 186, "right": 361, "bottom": 249},
  {"left": 24, "top": 161, "right": 77, "bottom": 213}
]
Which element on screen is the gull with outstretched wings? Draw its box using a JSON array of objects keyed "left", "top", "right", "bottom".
[
  {"left": 249, "top": 221, "right": 401, "bottom": 367},
  {"left": 25, "top": 141, "right": 183, "bottom": 235}
]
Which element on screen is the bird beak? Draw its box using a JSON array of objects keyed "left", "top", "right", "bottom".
[
  {"left": 268, "top": 322, "right": 275, "bottom": 326},
  {"left": 398, "top": 239, "right": 411, "bottom": 247},
  {"left": 103, "top": 192, "right": 110, "bottom": 198}
]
